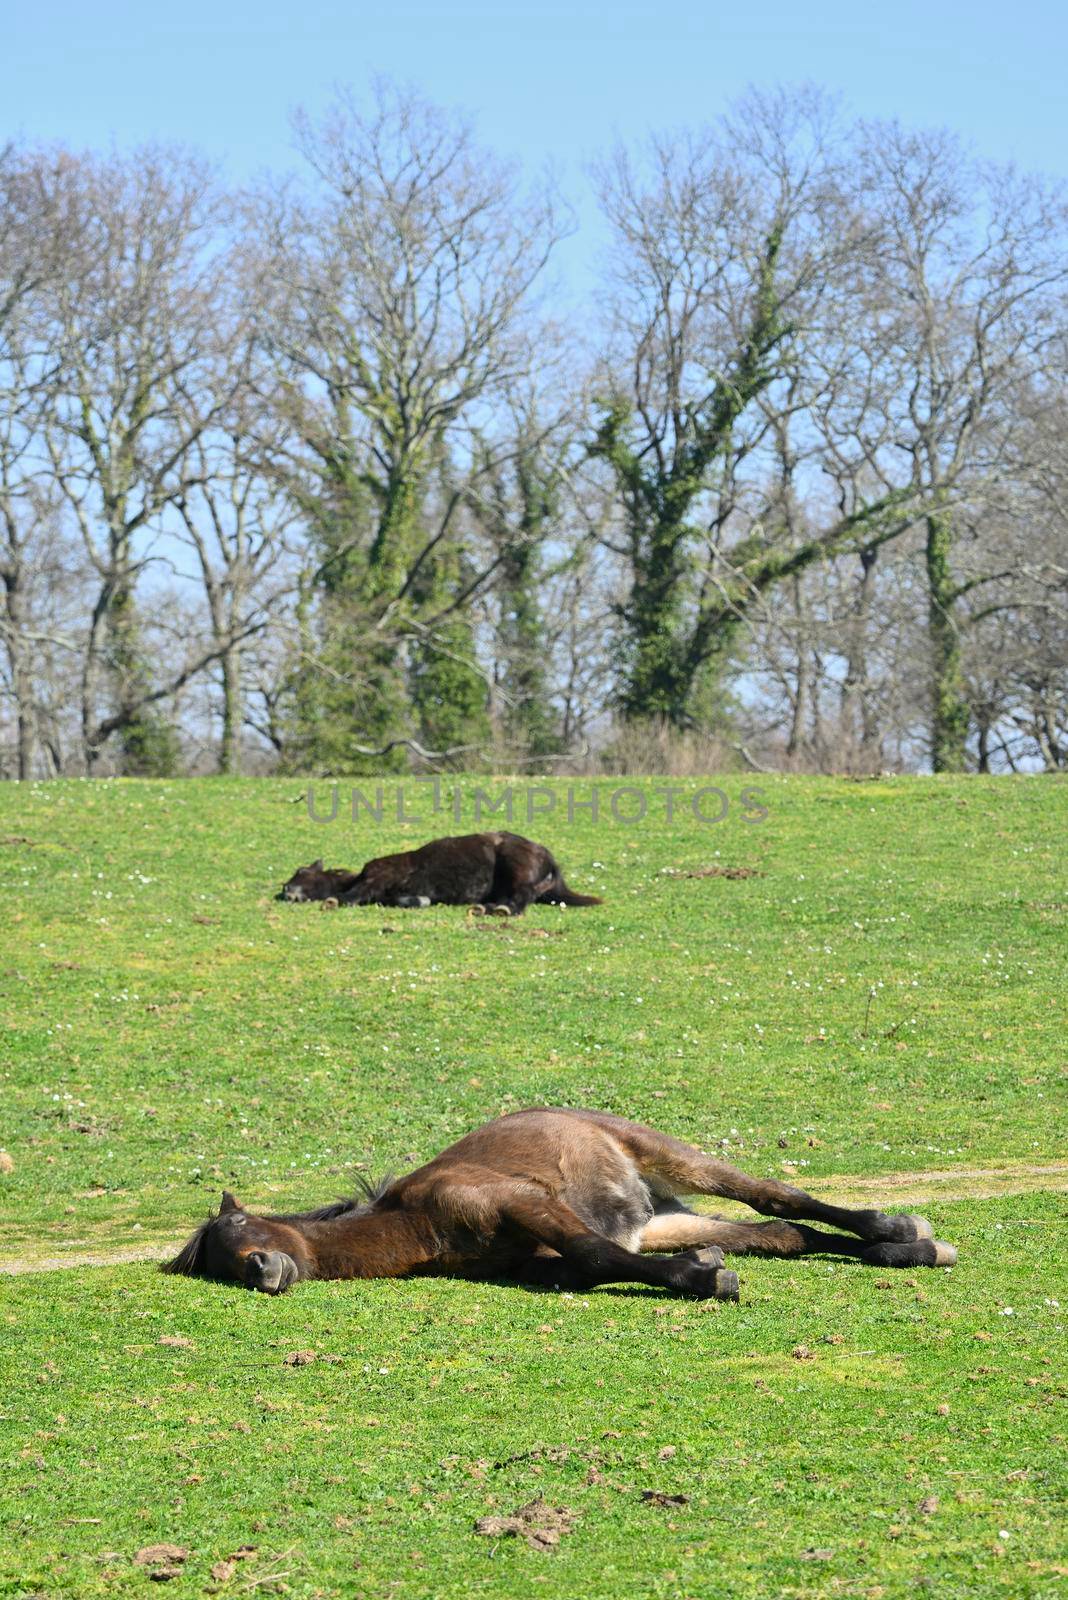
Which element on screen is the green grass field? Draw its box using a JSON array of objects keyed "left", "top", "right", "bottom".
[{"left": 1, "top": 774, "right": 1065, "bottom": 1598}]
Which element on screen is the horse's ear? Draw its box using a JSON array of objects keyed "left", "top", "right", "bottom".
[
  {"left": 312, "top": 859, "right": 324, "bottom": 870},
  {"left": 219, "top": 1191, "right": 244, "bottom": 1214}
]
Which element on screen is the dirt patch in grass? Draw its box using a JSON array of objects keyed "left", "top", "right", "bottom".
[
  {"left": 804, "top": 1162, "right": 1068, "bottom": 1207},
  {"left": 661, "top": 864, "right": 765, "bottom": 879},
  {"left": 1, "top": 1241, "right": 175, "bottom": 1275},
  {"left": 474, "top": 1497, "right": 578, "bottom": 1550}
]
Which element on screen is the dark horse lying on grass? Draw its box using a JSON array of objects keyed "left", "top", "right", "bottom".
[
  {"left": 279, "top": 831, "right": 602, "bottom": 916},
  {"left": 165, "top": 1108, "right": 957, "bottom": 1302}
]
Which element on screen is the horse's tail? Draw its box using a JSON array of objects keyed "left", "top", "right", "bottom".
[{"left": 537, "top": 875, "right": 603, "bottom": 908}]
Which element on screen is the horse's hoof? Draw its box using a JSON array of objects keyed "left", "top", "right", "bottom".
[
  {"left": 675, "top": 1258, "right": 739, "bottom": 1300},
  {"left": 469, "top": 904, "right": 486, "bottom": 917},
  {"left": 486, "top": 904, "right": 511, "bottom": 917},
  {"left": 322, "top": 897, "right": 339, "bottom": 910},
  {"left": 861, "top": 1239, "right": 957, "bottom": 1269},
  {"left": 863, "top": 1210, "right": 934, "bottom": 1244},
  {"left": 683, "top": 1244, "right": 725, "bottom": 1270}
]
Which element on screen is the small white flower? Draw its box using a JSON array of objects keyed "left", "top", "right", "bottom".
[{"left": 1000, "top": 1307, "right": 1015, "bottom": 1316}]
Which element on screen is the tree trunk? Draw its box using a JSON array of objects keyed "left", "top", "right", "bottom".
[
  {"left": 618, "top": 524, "right": 693, "bottom": 723},
  {"left": 2, "top": 575, "right": 35, "bottom": 779},
  {"left": 841, "top": 546, "right": 878, "bottom": 769},
  {"left": 786, "top": 577, "right": 808, "bottom": 764},
  {"left": 925, "top": 512, "right": 970, "bottom": 773},
  {"left": 81, "top": 588, "right": 110, "bottom": 771},
  {"left": 219, "top": 642, "right": 243, "bottom": 774},
  {"left": 495, "top": 488, "right": 560, "bottom": 756},
  {"left": 109, "top": 578, "right": 152, "bottom": 773},
  {"left": 14, "top": 669, "right": 33, "bottom": 780}
]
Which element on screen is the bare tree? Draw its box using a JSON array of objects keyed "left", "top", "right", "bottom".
[
  {"left": 2, "top": 91, "right": 1066, "bottom": 783},
  {"left": 0, "top": 146, "right": 77, "bottom": 776},
  {"left": 39, "top": 146, "right": 240, "bottom": 770},
  {"left": 457, "top": 350, "right": 588, "bottom": 756},
  {"left": 590, "top": 89, "right": 924, "bottom": 731},
  {"left": 840, "top": 124, "right": 1068, "bottom": 770},
  {"left": 958, "top": 390, "right": 1068, "bottom": 770},
  {"left": 742, "top": 531, "right": 931, "bottom": 773},
  {"left": 172, "top": 344, "right": 300, "bottom": 773},
  {"left": 254, "top": 82, "right": 564, "bottom": 764}
]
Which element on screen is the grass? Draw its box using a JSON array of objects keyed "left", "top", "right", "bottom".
[{"left": 0, "top": 773, "right": 1065, "bottom": 1597}]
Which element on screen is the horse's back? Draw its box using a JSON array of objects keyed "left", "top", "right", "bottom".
[{"left": 398, "top": 1108, "right": 670, "bottom": 1250}]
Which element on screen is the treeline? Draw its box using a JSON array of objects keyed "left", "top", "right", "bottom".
[{"left": 2, "top": 84, "right": 1066, "bottom": 778}]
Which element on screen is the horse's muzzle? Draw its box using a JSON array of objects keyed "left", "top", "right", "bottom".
[{"left": 245, "top": 1250, "right": 300, "bottom": 1294}]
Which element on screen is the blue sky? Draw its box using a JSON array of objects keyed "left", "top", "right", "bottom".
[{"left": 5, "top": 0, "right": 1066, "bottom": 283}]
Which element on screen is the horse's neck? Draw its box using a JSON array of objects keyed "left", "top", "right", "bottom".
[{"left": 300, "top": 1208, "right": 437, "bottom": 1281}]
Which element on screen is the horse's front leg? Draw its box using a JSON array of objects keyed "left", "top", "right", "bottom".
[
  {"left": 509, "top": 1240, "right": 738, "bottom": 1299},
  {"left": 494, "top": 1193, "right": 739, "bottom": 1299}
]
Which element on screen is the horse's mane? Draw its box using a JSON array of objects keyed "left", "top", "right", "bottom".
[
  {"left": 161, "top": 1217, "right": 212, "bottom": 1276},
  {"left": 271, "top": 1171, "right": 395, "bottom": 1223}
]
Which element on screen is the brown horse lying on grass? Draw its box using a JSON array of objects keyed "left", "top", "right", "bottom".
[
  {"left": 165, "top": 1108, "right": 957, "bottom": 1302},
  {"left": 279, "top": 831, "right": 602, "bottom": 917}
]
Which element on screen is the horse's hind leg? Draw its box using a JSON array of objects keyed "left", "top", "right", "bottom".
[
  {"left": 637, "top": 1212, "right": 955, "bottom": 1266},
  {"left": 714, "top": 1170, "right": 955, "bottom": 1260},
  {"left": 618, "top": 1125, "right": 957, "bottom": 1267},
  {"left": 482, "top": 862, "right": 553, "bottom": 917},
  {"left": 639, "top": 1214, "right": 780, "bottom": 1257}
]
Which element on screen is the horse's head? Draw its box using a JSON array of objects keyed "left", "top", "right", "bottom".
[
  {"left": 278, "top": 860, "right": 327, "bottom": 901},
  {"left": 279, "top": 861, "right": 365, "bottom": 902},
  {"left": 163, "top": 1192, "right": 312, "bottom": 1293}
]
